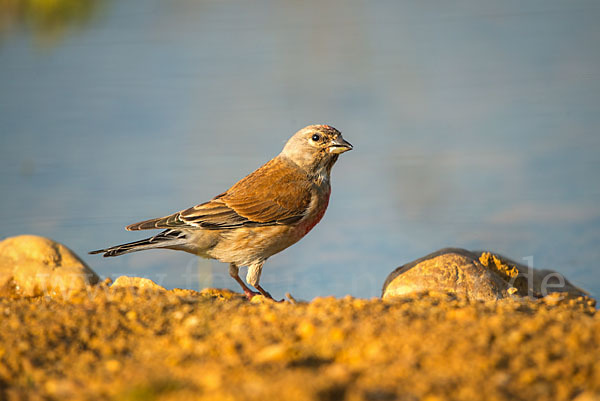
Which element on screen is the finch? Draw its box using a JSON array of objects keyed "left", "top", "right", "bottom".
[{"left": 90, "top": 124, "right": 352, "bottom": 300}]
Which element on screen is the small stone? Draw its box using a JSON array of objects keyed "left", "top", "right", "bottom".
[
  {"left": 255, "top": 343, "right": 291, "bottom": 363},
  {"left": 183, "top": 316, "right": 200, "bottom": 328},
  {"left": 110, "top": 276, "right": 166, "bottom": 292},
  {"left": 297, "top": 320, "right": 316, "bottom": 338},
  {"left": 199, "top": 287, "right": 241, "bottom": 300},
  {"left": 250, "top": 294, "right": 272, "bottom": 304},
  {"left": 105, "top": 359, "right": 121, "bottom": 372}
]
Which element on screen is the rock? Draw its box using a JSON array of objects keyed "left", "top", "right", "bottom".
[
  {"left": 111, "top": 276, "right": 166, "bottom": 292},
  {"left": 476, "top": 251, "right": 588, "bottom": 299},
  {"left": 199, "top": 287, "right": 244, "bottom": 300},
  {"left": 0, "top": 235, "right": 99, "bottom": 298},
  {"left": 382, "top": 248, "right": 510, "bottom": 301},
  {"left": 382, "top": 248, "right": 590, "bottom": 302}
]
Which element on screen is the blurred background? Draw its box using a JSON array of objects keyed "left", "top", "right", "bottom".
[{"left": 1, "top": 0, "right": 599, "bottom": 300}]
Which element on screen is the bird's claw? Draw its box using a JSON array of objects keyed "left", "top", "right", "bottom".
[
  {"left": 243, "top": 289, "right": 261, "bottom": 300},
  {"left": 243, "top": 289, "right": 288, "bottom": 303}
]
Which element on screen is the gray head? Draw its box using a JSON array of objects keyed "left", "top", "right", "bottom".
[{"left": 281, "top": 125, "right": 352, "bottom": 175}]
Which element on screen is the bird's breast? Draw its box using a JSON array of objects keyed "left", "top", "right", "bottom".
[{"left": 297, "top": 185, "right": 331, "bottom": 237}]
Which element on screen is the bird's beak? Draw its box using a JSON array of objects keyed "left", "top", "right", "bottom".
[{"left": 327, "top": 136, "right": 353, "bottom": 154}]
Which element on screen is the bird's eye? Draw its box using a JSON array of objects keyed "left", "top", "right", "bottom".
[{"left": 311, "top": 134, "right": 321, "bottom": 142}]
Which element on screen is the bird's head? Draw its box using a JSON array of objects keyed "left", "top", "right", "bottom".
[{"left": 281, "top": 125, "right": 353, "bottom": 177}]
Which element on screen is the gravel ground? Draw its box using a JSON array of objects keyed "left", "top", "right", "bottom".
[{"left": 0, "top": 286, "right": 598, "bottom": 401}]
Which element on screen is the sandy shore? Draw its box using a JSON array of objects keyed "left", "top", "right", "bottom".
[{"left": 0, "top": 286, "right": 598, "bottom": 401}]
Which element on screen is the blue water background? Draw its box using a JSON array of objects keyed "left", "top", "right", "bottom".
[{"left": 1, "top": 0, "right": 599, "bottom": 299}]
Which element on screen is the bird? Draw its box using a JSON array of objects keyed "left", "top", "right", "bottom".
[{"left": 90, "top": 124, "right": 352, "bottom": 300}]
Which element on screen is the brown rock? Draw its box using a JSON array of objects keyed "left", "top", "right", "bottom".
[
  {"left": 111, "top": 276, "right": 166, "bottom": 292},
  {"left": 382, "top": 248, "right": 510, "bottom": 301},
  {"left": 382, "top": 248, "right": 590, "bottom": 302},
  {"left": 477, "top": 251, "right": 588, "bottom": 298},
  {"left": 0, "top": 235, "right": 99, "bottom": 298}
]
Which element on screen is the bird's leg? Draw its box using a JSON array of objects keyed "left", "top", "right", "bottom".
[
  {"left": 253, "top": 284, "right": 274, "bottom": 300},
  {"left": 247, "top": 262, "right": 283, "bottom": 302},
  {"left": 229, "top": 263, "right": 259, "bottom": 300}
]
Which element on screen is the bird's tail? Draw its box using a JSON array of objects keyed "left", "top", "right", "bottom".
[{"left": 89, "top": 230, "right": 187, "bottom": 257}]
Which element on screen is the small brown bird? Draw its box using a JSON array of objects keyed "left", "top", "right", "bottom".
[{"left": 90, "top": 125, "right": 352, "bottom": 299}]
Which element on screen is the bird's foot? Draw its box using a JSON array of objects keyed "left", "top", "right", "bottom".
[
  {"left": 244, "top": 291, "right": 283, "bottom": 302},
  {"left": 242, "top": 288, "right": 262, "bottom": 300},
  {"left": 253, "top": 285, "right": 287, "bottom": 303}
]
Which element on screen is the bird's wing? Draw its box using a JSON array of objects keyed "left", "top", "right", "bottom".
[{"left": 126, "top": 157, "right": 313, "bottom": 231}]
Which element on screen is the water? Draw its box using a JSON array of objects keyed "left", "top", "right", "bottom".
[{"left": 1, "top": 0, "right": 599, "bottom": 300}]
